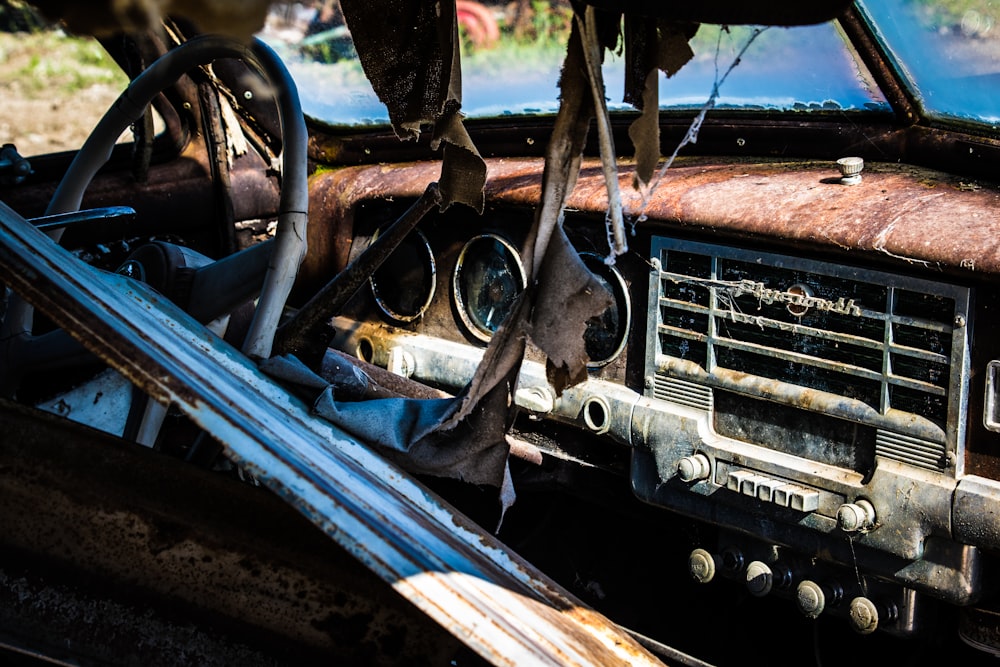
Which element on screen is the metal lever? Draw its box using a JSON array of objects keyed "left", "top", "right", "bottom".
[
  {"left": 274, "top": 182, "right": 442, "bottom": 364},
  {"left": 0, "top": 144, "right": 32, "bottom": 185}
]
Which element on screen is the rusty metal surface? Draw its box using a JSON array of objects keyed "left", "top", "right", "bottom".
[
  {"left": 0, "top": 200, "right": 662, "bottom": 667},
  {"left": 0, "top": 398, "right": 467, "bottom": 665},
  {"left": 307, "top": 157, "right": 1000, "bottom": 276},
  {"left": 1, "top": 139, "right": 279, "bottom": 244}
]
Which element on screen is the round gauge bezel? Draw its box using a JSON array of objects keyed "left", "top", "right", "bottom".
[
  {"left": 452, "top": 233, "right": 527, "bottom": 343},
  {"left": 580, "top": 251, "right": 632, "bottom": 367},
  {"left": 368, "top": 228, "right": 437, "bottom": 323}
]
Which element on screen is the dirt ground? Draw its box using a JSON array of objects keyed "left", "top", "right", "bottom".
[{"left": 0, "top": 30, "right": 127, "bottom": 156}]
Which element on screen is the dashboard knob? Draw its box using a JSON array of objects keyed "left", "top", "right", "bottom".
[
  {"left": 796, "top": 580, "right": 826, "bottom": 618},
  {"left": 745, "top": 560, "right": 773, "bottom": 597},
  {"left": 677, "top": 454, "right": 711, "bottom": 482},
  {"left": 837, "top": 156, "right": 864, "bottom": 185},
  {"left": 515, "top": 385, "right": 555, "bottom": 414},
  {"left": 849, "top": 596, "right": 879, "bottom": 634},
  {"left": 837, "top": 499, "right": 876, "bottom": 532},
  {"left": 688, "top": 548, "right": 717, "bottom": 584}
]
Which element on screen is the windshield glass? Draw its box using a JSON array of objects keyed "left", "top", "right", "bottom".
[
  {"left": 859, "top": 0, "right": 1000, "bottom": 127},
  {"left": 259, "top": 2, "right": 887, "bottom": 127}
]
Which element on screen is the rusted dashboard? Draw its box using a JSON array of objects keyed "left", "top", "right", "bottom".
[{"left": 309, "top": 156, "right": 1000, "bottom": 640}]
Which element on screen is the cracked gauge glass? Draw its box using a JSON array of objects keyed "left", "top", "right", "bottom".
[
  {"left": 370, "top": 229, "right": 436, "bottom": 323},
  {"left": 581, "top": 252, "right": 631, "bottom": 367},
  {"left": 453, "top": 234, "right": 526, "bottom": 342}
]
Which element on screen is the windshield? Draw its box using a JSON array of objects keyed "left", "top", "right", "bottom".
[
  {"left": 859, "top": 0, "right": 1000, "bottom": 127},
  {"left": 259, "top": 2, "right": 888, "bottom": 127}
]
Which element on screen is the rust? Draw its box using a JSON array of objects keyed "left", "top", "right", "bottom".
[
  {"left": 307, "top": 157, "right": 1000, "bottom": 276},
  {"left": 0, "top": 398, "right": 466, "bottom": 664},
  {"left": 277, "top": 182, "right": 442, "bottom": 362},
  {"left": 1, "top": 130, "right": 279, "bottom": 251}
]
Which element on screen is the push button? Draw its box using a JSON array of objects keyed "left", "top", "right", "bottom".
[{"left": 725, "top": 468, "right": 820, "bottom": 513}]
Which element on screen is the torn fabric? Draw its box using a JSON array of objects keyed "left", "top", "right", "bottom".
[
  {"left": 624, "top": 18, "right": 697, "bottom": 189},
  {"left": 444, "top": 13, "right": 621, "bottom": 427},
  {"left": 339, "top": 0, "right": 487, "bottom": 212},
  {"left": 432, "top": 105, "right": 487, "bottom": 212},
  {"left": 261, "top": 355, "right": 509, "bottom": 487},
  {"left": 526, "top": 227, "right": 613, "bottom": 395},
  {"left": 575, "top": 5, "right": 626, "bottom": 259},
  {"left": 581, "top": 0, "right": 852, "bottom": 26}
]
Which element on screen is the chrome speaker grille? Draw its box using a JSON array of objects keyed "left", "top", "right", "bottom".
[{"left": 646, "top": 237, "right": 970, "bottom": 473}]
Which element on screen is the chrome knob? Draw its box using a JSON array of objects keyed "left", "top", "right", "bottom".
[
  {"left": 849, "top": 596, "right": 879, "bottom": 634},
  {"left": 796, "top": 580, "right": 826, "bottom": 619},
  {"left": 677, "top": 453, "right": 711, "bottom": 482},
  {"left": 745, "top": 560, "right": 773, "bottom": 597},
  {"left": 837, "top": 499, "right": 876, "bottom": 533},
  {"left": 837, "top": 156, "right": 864, "bottom": 185},
  {"left": 688, "top": 548, "right": 717, "bottom": 584}
]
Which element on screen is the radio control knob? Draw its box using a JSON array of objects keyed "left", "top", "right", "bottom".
[
  {"left": 849, "top": 596, "right": 879, "bottom": 634},
  {"left": 837, "top": 499, "right": 876, "bottom": 532},
  {"left": 796, "top": 580, "right": 826, "bottom": 618},
  {"left": 688, "top": 548, "right": 717, "bottom": 584},
  {"left": 677, "top": 454, "right": 711, "bottom": 482},
  {"left": 745, "top": 560, "right": 773, "bottom": 597}
]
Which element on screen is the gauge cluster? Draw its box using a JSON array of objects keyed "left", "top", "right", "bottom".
[{"left": 342, "top": 201, "right": 636, "bottom": 380}]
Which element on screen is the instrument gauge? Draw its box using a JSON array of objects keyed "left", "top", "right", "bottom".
[
  {"left": 453, "top": 234, "right": 526, "bottom": 342},
  {"left": 580, "top": 252, "right": 631, "bottom": 367},
  {"left": 369, "top": 229, "right": 436, "bottom": 323}
]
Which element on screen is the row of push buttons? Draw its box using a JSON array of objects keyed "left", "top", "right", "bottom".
[{"left": 726, "top": 469, "right": 820, "bottom": 512}]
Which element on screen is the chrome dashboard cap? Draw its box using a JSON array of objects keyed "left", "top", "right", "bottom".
[{"left": 837, "top": 156, "right": 865, "bottom": 185}]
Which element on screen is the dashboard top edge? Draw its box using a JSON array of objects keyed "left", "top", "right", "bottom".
[{"left": 307, "top": 157, "right": 1000, "bottom": 277}]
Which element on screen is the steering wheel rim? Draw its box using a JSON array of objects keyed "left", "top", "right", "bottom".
[{"left": 2, "top": 35, "right": 308, "bottom": 361}]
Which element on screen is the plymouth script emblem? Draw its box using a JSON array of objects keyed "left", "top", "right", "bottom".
[{"left": 727, "top": 279, "right": 862, "bottom": 317}]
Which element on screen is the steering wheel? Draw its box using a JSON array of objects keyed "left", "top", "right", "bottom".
[
  {"left": 3, "top": 34, "right": 306, "bottom": 359},
  {"left": 0, "top": 36, "right": 307, "bottom": 446}
]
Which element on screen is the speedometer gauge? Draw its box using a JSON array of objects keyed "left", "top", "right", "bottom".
[
  {"left": 453, "top": 234, "right": 526, "bottom": 342},
  {"left": 580, "top": 252, "right": 631, "bottom": 367}
]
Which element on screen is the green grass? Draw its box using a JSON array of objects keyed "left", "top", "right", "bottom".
[{"left": 0, "top": 30, "right": 128, "bottom": 97}]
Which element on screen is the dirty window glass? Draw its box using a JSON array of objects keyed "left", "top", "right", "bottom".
[
  {"left": 0, "top": 22, "right": 131, "bottom": 156},
  {"left": 259, "top": 2, "right": 887, "bottom": 127},
  {"left": 858, "top": 0, "right": 1000, "bottom": 127}
]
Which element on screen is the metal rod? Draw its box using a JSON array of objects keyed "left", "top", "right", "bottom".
[{"left": 274, "top": 182, "right": 442, "bottom": 363}]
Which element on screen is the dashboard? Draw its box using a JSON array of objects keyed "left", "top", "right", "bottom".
[{"left": 309, "top": 155, "right": 1000, "bottom": 642}]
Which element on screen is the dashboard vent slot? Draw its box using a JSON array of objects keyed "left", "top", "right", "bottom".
[
  {"left": 876, "top": 430, "right": 947, "bottom": 471},
  {"left": 647, "top": 237, "right": 969, "bottom": 473},
  {"left": 651, "top": 374, "right": 713, "bottom": 411}
]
